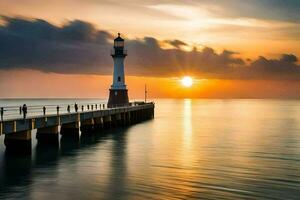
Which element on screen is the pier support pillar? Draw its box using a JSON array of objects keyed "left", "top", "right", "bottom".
[
  {"left": 141, "top": 110, "right": 145, "bottom": 121},
  {"left": 110, "top": 114, "right": 122, "bottom": 127},
  {"left": 151, "top": 107, "right": 154, "bottom": 119},
  {"left": 125, "top": 112, "right": 131, "bottom": 125},
  {"left": 36, "top": 126, "right": 59, "bottom": 146},
  {"left": 129, "top": 111, "right": 134, "bottom": 124},
  {"left": 121, "top": 113, "right": 127, "bottom": 126},
  {"left": 111, "top": 115, "right": 117, "bottom": 127},
  {"left": 60, "top": 122, "right": 79, "bottom": 138},
  {"left": 4, "top": 130, "right": 32, "bottom": 154},
  {"left": 131, "top": 111, "right": 138, "bottom": 124},
  {"left": 115, "top": 113, "right": 122, "bottom": 127},
  {"left": 80, "top": 118, "right": 94, "bottom": 134},
  {"left": 103, "top": 115, "right": 112, "bottom": 129},
  {"left": 136, "top": 111, "right": 140, "bottom": 123},
  {"left": 94, "top": 117, "right": 104, "bottom": 131}
]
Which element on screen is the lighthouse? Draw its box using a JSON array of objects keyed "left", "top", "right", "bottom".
[{"left": 108, "top": 33, "right": 129, "bottom": 108}]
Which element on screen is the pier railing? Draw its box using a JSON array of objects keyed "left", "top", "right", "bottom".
[{"left": 0, "top": 102, "right": 151, "bottom": 122}]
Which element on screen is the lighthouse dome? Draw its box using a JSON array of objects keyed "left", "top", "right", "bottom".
[
  {"left": 114, "top": 33, "right": 124, "bottom": 41},
  {"left": 114, "top": 33, "right": 124, "bottom": 48}
]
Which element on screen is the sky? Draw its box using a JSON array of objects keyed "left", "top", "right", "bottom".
[{"left": 0, "top": 0, "right": 300, "bottom": 98}]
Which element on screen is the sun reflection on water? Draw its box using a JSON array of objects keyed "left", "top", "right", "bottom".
[
  {"left": 183, "top": 98, "right": 192, "bottom": 143},
  {"left": 182, "top": 99, "right": 193, "bottom": 163}
]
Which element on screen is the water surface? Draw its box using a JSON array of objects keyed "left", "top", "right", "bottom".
[{"left": 0, "top": 99, "right": 299, "bottom": 199}]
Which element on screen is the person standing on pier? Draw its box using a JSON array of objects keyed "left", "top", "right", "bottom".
[
  {"left": 43, "top": 106, "right": 46, "bottom": 115},
  {"left": 0, "top": 107, "right": 3, "bottom": 121},
  {"left": 19, "top": 106, "right": 22, "bottom": 115},
  {"left": 67, "top": 105, "right": 70, "bottom": 113},
  {"left": 87, "top": 105, "right": 90, "bottom": 110},
  {"left": 56, "top": 106, "right": 60, "bottom": 115},
  {"left": 75, "top": 103, "right": 78, "bottom": 112},
  {"left": 81, "top": 105, "right": 84, "bottom": 112},
  {"left": 22, "top": 104, "right": 27, "bottom": 119}
]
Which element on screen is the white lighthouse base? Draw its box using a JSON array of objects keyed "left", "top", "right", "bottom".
[{"left": 108, "top": 89, "right": 129, "bottom": 108}]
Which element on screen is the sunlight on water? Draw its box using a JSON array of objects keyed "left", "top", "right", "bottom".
[{"left": 183, "top": 99, "right": 192, "bottom": 150}]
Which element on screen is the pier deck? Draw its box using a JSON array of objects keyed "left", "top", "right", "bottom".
[{"left": 0, "top": 103, "right": 154, "bottom": 154}]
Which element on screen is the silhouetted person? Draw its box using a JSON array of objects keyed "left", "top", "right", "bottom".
[
  {"left": 43, "top": 106, "right": 46, "bottom": 115},
  {"left": 56, "top": 106, "right": 60, "bottom": 115},
  {"left": 19, "top": 106, "right": 22, "bottom": 115},
  {"left": 103, "top": 104, "right": 105, "bottom": 109},
  {"left": 67, "top": 105, "right": 70, "bottom": 113},
  {"left": 91, "top": 105, "right": 94, "bottom": 110},
  {"left": 81, "top": 105, "right": 84, "bottom": 112},
  {"left": 87, "top": 105, "right": 90, "bottom": 110},
  {"left": 22, "top": 104, "right": 27, "bottom": 119},
  {"left": 75, "top": 103, "right": 78, "bottom": 112},
  {"left": 95, "top": 104, "right": 97, "bottom": 110},
  {"left": 0, "top": 107, "right": 3, "bottom": 121}
]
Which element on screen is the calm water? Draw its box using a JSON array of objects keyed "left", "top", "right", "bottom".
[{"left": 0, "top": 99, "right": 299, "bottom": 199}]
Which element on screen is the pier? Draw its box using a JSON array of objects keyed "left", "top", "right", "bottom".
[{"left": 0, "top": 102, "right": 154, "bottom": 154}]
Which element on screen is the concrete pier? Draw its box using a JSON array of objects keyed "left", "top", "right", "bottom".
[
  {"left": 103, "top": 115, "right": 112, "bottom": 129},
  {"left": 0, "top": 103, "right": 154, "bottom": 154},
  {"left": 36, "top": 126, "right": 59, "bottom": 145},
  {"left": 112, "top": 113, "right": 123, "bottom": 127},
  {"left": 4, "top": 130, "right": 32, "bottom": 154},
  {"left": 61, "top": 122, "right": 79, "bottom": 137},
  {"left": 125, "top": 112, "right": 131, "bottom": 125},
  {"left": 80, "top": 118, "right": 94, "bottom": 134},
  {"left": 94, "top": 117, "right": 104, "bottom": 130}
]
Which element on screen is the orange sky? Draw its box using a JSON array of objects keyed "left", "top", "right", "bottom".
[{"left": 1, "top": 70, "right": 300, "bottom": 99}]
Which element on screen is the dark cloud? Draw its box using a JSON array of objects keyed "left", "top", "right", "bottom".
[
  {"left": 281, "top": 54, "right": 298, "bottom": 63},
  {"left": 0, "top": 16, "right": 300, "bottom": 80},
  {"left": 245, "top": 55, "right": 300, "bottom": 80},
  {"left": 165, "top": 39, "right": 187, "bottom": 48},
  {"left": 0, "top": 17, "right": 113, "bottom": 74}
]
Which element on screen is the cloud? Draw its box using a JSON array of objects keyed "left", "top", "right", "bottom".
[
  {"left": 0, "top": 17, "right": 113, "bottom": 74},
  {"left": 281, "top": 54, "right": 298, "bottom": 63},
  {"left": 245, "top": 55, "right": 300, "bottom": 80},
  {"left": 0, "top": 16, "right": 300, "bottom": 80},
  {"left": 165, "top": 39, "right": 187, "bottom": 48}
]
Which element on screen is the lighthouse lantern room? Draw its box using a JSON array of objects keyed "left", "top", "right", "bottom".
[{"left": 107, "top": 33, "right": 129, "bottom": 107}]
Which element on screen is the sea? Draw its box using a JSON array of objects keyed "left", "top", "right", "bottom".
[{"left": 0, "top": 98, "right": 299, "bottom": 199}]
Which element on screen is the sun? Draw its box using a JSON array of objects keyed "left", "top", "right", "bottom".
[{"left": 181, "top": 76, "right": 193, "bottom": 87}]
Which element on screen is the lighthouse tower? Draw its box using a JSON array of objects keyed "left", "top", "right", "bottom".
[{"left": 108, "top": 33, "right": 129, "bottom": 108}]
